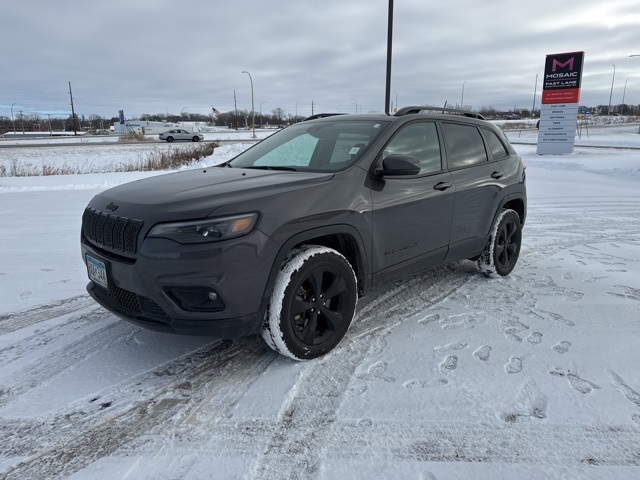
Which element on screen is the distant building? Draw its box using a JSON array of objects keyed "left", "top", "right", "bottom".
[
  {"left": 111, "top": 120, "right": 181, "bottom": 135},
  {"left": 111, "top": 120, "right": 229, "bottom": 135}
]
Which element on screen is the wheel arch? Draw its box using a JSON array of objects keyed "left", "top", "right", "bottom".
[
  {"left": 498, "top": 193, "right": 526, "bottom": 228},
  {"left": 260, "top": 225, "right": 370, "bottom": 309}
]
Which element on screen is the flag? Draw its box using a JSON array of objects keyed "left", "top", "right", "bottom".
[{"left": 212, "top": 107, "right": 221, "bottom": 115}]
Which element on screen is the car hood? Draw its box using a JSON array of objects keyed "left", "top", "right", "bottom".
[{"left": 86, "top": 167, "right": 334, "bottom": 223}]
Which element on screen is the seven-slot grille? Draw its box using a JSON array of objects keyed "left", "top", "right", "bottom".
[{"left": 82, "top": 207, "right": 143, "bottom": 254}]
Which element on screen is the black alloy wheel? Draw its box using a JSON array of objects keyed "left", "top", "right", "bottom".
[
  {"left": 492, "top": 210, "right": 522, "bottom": 276},
  {"left": 262, "top": 246, "right": 357, "bottom": 360}
]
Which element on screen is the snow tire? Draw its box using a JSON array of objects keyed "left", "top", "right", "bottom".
[
  {"left": 478, "top": 208, "right": 522, "bottom": 277},
  {"left": 261, "top": 245, "right": 357, "bottom": 361}
]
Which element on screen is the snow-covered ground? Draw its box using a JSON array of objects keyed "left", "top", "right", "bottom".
[
  {"left": 0, "top": 130, "right": 275, "bottom": 146},
  {"left": 1, "top": 126, "right": 640, "bottom": 479},
  {"left": 0, "top": 131, "right": 272, "bottom": 176}
]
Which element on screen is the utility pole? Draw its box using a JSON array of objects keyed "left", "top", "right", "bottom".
[
  {"left": 311, "top": 100, "right": 314, "bottom": 116},
  {"left": 69, "top": 81, "right": 77, "bottom": 135}
]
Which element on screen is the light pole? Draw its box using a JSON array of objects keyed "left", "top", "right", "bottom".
[
  {"left": 532, "top": 74, "right": 538, "bottom": 117},
  {"left": 631, "top": 56, "right": 640, "bottom": 131},
  {"left": 394, "top": 90, "right": 398, "bottom": 112},
  {"left": 352, "top": 99, "right": 358, "bottom": 114},
  {"left": 259, "top": 101, "right": 266, "bottom": 128},
  {"left": 460, "top": 81, "right": 467, "bottom": 110},
  {"left": 384, "top": 0, "right": 394, "bottom": 114},
  {"left": 622, "top": 78, "right": 630, "bottom": 115},
  {"left": 10, "top": 103, "right": 16, "bottom": 133},
  {"left": 242, "top": 71, "right": 256, "bottom": 138},
  {"left": 181, "top": 107, "right": 188, "bottom": 126},
  {"left": 607, "top": 64, "right": 615, "bottom": 116}
]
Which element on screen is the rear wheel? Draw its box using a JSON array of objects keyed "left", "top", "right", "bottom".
[
  {"left": 261, "top": 245, "right": 357, "bottom": 361},
  {"left": 478, "top": 209, "right": 522, "bottom": 276}
]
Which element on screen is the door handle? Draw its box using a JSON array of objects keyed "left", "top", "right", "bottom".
[
  {"left": 433, "top": 181, "right": 452, "bottom": 191},
  {"left": 491, "top": 171, "right": 504, "bottom": 179}
]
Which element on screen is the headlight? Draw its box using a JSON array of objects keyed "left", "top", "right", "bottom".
[{"left": 147, "top": 213, "right": 258, "bottom": 244}]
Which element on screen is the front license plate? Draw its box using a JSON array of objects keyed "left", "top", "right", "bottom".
[{"left": 86, "top": 255, "right": 109, "bottom": 289}]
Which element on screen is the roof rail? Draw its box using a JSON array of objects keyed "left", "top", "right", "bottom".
[
  {"left": 394, "top": 106, "right": 485, "bottom": 120},
  {"left": 302, "top": 113, "right": 347, "bottom": 121}
]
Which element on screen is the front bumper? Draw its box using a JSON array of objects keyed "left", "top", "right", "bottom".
[{"left": 81, "top": 229, "right": 279, "bottom": 337}]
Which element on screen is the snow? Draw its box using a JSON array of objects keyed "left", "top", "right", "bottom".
[{"left": 1, "top": 126, "right": 640, "bottom": 479}]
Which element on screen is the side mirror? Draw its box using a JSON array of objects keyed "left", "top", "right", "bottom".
[{"left": 374, "top": 154, "right": 421, "bottom": 177}]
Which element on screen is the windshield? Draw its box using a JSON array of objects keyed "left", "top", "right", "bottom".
[{"left": 228, "top": 119, "right": 390, "bottom": 172}]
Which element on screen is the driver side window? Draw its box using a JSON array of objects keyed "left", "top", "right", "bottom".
[{"left": 383, "top": 122, "right": 442, "bottom": 174}]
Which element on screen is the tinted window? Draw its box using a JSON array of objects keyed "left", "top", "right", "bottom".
[
  {"left": 483, "top": 129, "right": 509, "bottom": 160},
  {"left": 383, "top": 122, "right": 442, "bottom": 174},
  {"left": 230, "top": 120, "right": 389, "bottom": 172},
  {"left": 441, "top": 123, "right": 487, "bottom": 169},
  {"left": 329, "top": 133, "right": 371, "bottom": 165}
]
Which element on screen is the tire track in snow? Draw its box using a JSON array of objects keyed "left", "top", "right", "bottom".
[
  {"left": 0, "top": 311, "right": 128, "bottom": 409},
  {"left": 330, "top": 420, "right": 640, "bottom": 466},
  {"left": 2, "top": 340, "right": 276, "bottom": 479},
  {"left": 0, "top": 295, "right": 95, "bottom": 335},
  {"left": 107, "top": 416, "right": 640, "bottom": 473},
  {"left": 247, "top": 266, "right": 474, "bottom": 479},
  {"left": 2, "top": 263, "right": 473, "bottom": 479}
]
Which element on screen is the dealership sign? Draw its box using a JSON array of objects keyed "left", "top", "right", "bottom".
[{"left": 537, "top": 51, "right": 585, "bottom": 154}]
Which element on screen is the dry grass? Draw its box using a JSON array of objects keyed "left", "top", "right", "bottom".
[
  {"left": 118, "top": 133, "right": 154, "bottom": 142},
  {"left": 119, "top": 142, "right": 218, "bottom": 172}
]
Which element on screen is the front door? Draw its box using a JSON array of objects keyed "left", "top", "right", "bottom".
[{"left": 370, "top": 121, "right": 455, "bottom": 280}]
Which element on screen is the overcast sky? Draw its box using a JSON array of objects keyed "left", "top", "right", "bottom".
[{"left": 1, "top": 0, "right": 639, "bottom": 121}]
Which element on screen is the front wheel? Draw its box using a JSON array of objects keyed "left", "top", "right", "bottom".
[
  {"left": 261, "top": 246, "right": 357, "bottom": 361},
  {"left": 478, "top": 209, "right": 522, "bottom": 276},
  {"left": 165, "top": 136, "right": 174, "bottom": 143},
  {"left": 192, "top": 136, "right": 200, "bottom": 142}
]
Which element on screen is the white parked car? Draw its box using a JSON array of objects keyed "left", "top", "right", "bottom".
[{"left": 159, "top": 129, "right": 204, "bottom": 142}]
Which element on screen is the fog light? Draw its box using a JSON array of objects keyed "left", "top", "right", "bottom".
[{"left": 166, "top": 287, "right": 225, "bottom": 312}]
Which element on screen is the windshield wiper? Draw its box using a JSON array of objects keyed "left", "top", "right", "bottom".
[{"left": 242, "top": 165, "right": 298, "bottom": 172}]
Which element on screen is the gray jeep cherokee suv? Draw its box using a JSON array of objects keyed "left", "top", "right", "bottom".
[{"left": 81, "top": 106, "right": 526, "bottom": 360}]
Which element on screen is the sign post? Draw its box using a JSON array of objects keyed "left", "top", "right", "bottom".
[{"left": 537, "top": 51, "right": 585, "bottom": 155}]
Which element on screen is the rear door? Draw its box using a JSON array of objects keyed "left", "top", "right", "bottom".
[{"left": 441, "top": 122, "right": 507, "bottom": 257}]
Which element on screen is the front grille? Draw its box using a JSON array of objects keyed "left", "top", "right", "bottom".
[
  {"left": 82, "top": 208, "right": 143, "bottom": 254},
  {"left": 94, "top": 284, "right": 140, "bottom": 313},
  {"left": 93, "top": 283, "right": 170, "bottom": 320}
]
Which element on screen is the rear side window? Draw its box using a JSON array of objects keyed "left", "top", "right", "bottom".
[
  {"left": 382, "top": 122, "right": 442, "bottom": 174},
  {"left": 482, "top": 129, "right": 510, "bottom": 160},
  {"left": 441, "top": 123, "right": 488, "bottom": 169}
]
